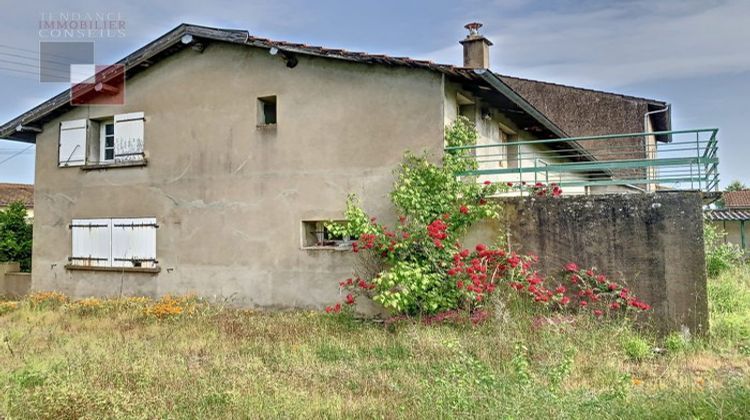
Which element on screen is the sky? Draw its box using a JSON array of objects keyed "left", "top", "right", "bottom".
[{"left": 0, "top": 0, "right": 748, "bottom": 187}]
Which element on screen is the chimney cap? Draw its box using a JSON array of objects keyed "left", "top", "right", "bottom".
[{"left": 464, "top": 22, "right": 483, "bottom": 36}]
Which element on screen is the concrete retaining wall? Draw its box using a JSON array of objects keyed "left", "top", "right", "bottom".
[
  {"left": 467, "top": 191, "right": 708, "bottom": 334},
  {"left": 0, "top": 262, "right": 31, "bottom": 298}
]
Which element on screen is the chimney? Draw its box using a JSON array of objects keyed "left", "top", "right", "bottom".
[{"left": 459, "top": 22, "right": 493, "bottom": 69}]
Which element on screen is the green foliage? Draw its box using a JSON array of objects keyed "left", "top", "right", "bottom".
[
  {"left": 708, "top": 265, "right": 750, "bottom": 352},
  {"left": 622, "top": 335, "right": 651, "bottom": 362},
  {"left": 329, "top": 117, "right": 505, "bottom": 315},
  {"left": 0, "top": 201, "right": 32, "bottom": 271},
  {"left": 664, "top": 333, "right": 689, "bottom": 354},
  {"left": 704, "top": 223, "right": 745, "bottom": 277}
]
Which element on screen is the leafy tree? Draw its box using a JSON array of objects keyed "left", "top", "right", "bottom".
[{"left": 0, "top": 201, "right": 32, "bottom": 271}]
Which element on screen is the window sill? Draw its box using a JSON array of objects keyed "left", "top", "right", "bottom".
[
  {"left": 256, "top": 123, "right": 277, "bottom": 130},
  {"left": 301, "top": 245, "right": 353, "bottom": 252},
  {"left": 64, "top": 264, "right": 160, "bottom": 274},
  {"left": 81, "top": 159, "right": 148, "bottom": 171}
]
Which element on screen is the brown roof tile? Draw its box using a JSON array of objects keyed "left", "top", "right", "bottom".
[
  {"left": 724, "top": 190, "right": 750, "bottom": 209},
  {"left": 0, "top": 183, "right": 33, "bottom": 208}
]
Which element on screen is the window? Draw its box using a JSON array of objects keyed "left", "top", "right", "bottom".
[
  {"left": 69, "top": 217, "right": 158, "bottom": 268},
  {"left": 100, "top": 120, "right": 115, "bottom": 162},
  {"left": 302, "top": 221, "right": 356, "bottom": 249},
  {"left": 58, "top": 112, "right": 145, "bottom": 167},
  {"left": 257, "top": 96, "right": 277, "bottom": 126}
]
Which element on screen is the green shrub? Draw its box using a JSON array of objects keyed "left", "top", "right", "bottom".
[
  {"left": 0, "top": 201, "right": 32, "bottom": 271},
  {"left": 704, "top": 223, "right": 745, "bottom": 277},
  {"left": 622, "top": 335, "right": 651, "bottom": 362},
  {"left": 664, "top": 332, "right": 689, "bottom": 354}
]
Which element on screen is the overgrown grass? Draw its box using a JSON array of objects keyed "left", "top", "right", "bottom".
[{"left": 0, "top": 271, "right": 749, "bottom": 419}]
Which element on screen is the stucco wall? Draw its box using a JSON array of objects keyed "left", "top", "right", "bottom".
[
  {"left": 32, "top": 42, "right": 445, "bottom": 307},
  {"left": 465, "top": 192, "right": 708, "bottom": 333},
  {"left": 709, "top": 220, "right": 749, "bottom": 250}
]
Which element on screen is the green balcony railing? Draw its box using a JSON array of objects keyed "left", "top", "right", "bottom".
[{"left": 444, "top": 129, "right": 719, "bottom": 194}]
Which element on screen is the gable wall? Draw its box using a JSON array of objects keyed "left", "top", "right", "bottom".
[{"left": 31, "top": 42, "right": 444, "bottom": 307}]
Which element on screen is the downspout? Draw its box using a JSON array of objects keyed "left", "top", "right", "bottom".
[
  {"left": 643, "top": 104, "right": 671, "bottom": 141},
  {"left": 643, "top": 104, "right": 670, "bottom": 192}
]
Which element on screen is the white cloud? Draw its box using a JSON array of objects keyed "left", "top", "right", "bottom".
[{"left": 423, "top": 0, "right": 750, "bottom": 89}]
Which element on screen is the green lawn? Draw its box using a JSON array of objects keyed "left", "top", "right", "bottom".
[{"left": 1, "top": 267, "right": 749, "bottom": 419}]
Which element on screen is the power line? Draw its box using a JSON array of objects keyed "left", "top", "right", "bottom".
[{"left": 0, "top": 144, "right": 34, "bottom": 167}]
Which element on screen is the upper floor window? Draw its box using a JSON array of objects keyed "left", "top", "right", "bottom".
[
  {"left": 100, "top": 120, "right": 115, "bottom": 163},
  {"left": 58, "top": 112, "right": 145, "bottom": 168},
  {"left": 257, "top": 96, "right": 277, "bottom": 126}
]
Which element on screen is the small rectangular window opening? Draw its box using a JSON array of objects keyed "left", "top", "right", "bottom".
[
  {"left": 258, "top": 96, "right": 277, "bottom": 125},
  {"left": 302, "top": 221, "right": 357, "bottom": 249}
]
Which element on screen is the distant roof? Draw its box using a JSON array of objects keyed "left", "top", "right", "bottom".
[
  {"left": 705, "top": 209, "right": 750, "bottom": 221},
  {"left": 0, "top": 23, "right": 668, "bottom": 147},
  {"left": 724, "top": 190, "right": 750, "bottom": 209},
  {"left": 0, "top": 183, "right": 33, "bottom": 208}
]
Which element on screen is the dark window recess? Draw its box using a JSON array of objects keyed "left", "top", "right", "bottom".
[
  {"left": 258, "top": 96, "right": 277, "bottom": 125},
  {"left": 303, "top": 221, "right": 356, "bottom": 248}
]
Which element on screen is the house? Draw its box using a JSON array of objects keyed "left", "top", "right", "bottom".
[
  {"left": 705, "top": 190, "right": 750, "bottom": 250},
  {"left": 0, "top": 183, "right": 33, "bottom": 219},
  {"left": 0, "top": 23, "right": 714, "bottom": 306}
]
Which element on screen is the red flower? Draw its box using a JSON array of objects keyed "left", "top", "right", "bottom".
[
  {"left": 483, "top": 180, "right": 492, "bottom": 185},
  {"left": 579, "top": 300, "right": 588, "bottom": 307},
  {"left": 555, "top": 285, "right": 566, "bottom": 294},
  {"left": 457, "top": 281, "right": 464, "bottom": 289},
  {"left": 479, "top": 199, "right": 487, "bottom": 205},
  {"left": 593, "top": 309, "right": 604, "bottom": 317},
  {"left": 506, "top": 182, "right": 514, "bottom": 187},
  {"left": 460, "top": 205, "right": 469, "bottom": 214},
  {"left": 560, "top": 296, "right": 571, "bottom": 305},
  {"left": 610, "top": 302, "right": 620, "bottom": 310},
  {"left": 345, "top": 294, "right": 355, "bottom": 305},
  {"left": 564, "top": 262, "right": 579, "bottom": 272},
  {"left": 475, "top": 244, "right": 487, "bottom": 252},
  {"left": 596, "top": 274, "right": 607, "bottom": 283}
]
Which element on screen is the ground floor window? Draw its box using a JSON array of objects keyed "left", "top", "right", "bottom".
[
  {"left": 302, "top": 220, "right": 356, "bottom": 249},
  {"left": 69, "top": 217, "right": 158, "bottom": 268}
]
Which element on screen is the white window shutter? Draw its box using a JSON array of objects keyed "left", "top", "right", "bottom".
[
  {"left": 113, "top": 112, "right": 145, "bottom": 162},
  {"left": 111, "top": 218, "right": 157, "bottom": 268},
  {"left": 59, "top": 119, "right": 87, "bottom": 166},
  {"left": 71, "top": 219, "right": 111, "bottom": 266}
]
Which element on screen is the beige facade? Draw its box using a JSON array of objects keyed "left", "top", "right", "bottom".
[
  {"left": 31, "top": 42, "right": 448, "bottom": 306},
  {"left": 709, "top": 220, "right": 749, "bottom": 250},
  {"left": 16, "top": 26, "right": 659, "bottom": 307}
]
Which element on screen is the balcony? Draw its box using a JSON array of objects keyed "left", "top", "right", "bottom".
[{"left": 444, "top": 129, "right": 719, "bottom": 195}]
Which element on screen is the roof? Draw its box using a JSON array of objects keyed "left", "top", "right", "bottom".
[
  {"left": 498, "top": 74, "right": 670, "bottom": 137},
  {"left": 0, "top": 23, "right": 667, "bottom": 148},
  {"left": 705, "top": 209, "right": 750, "bottom": 221},
  {"left": 0, "top": 183, "right": 33, "bottom": 208},
  {"left": 0, "top": 24, "right": 569, "bottom": 143},
  {"left": 724, "top": 190, "right": 750, "bottom": 209}
]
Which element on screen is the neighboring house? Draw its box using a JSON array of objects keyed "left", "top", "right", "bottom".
[
  {"left": 705, "top": 190, "right": 750, "bottom": 250},
  {"left": 0, "top": 183, "right": 33, "bottom": 219},
  {"left": 0, "top": 23, "right": 712, "bottom": 306}
]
